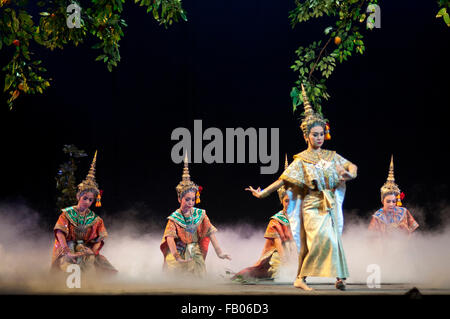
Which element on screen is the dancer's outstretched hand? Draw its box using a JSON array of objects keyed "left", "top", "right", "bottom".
[
  {"left": 218, "top": 253, "right": 232, "bottom": 260},
  {"left": 245, "top": 186, "right": 262, "bottom": 199}
]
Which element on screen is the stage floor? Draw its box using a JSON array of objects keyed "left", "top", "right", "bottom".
[{"left": 1, "top": 281, "right": 449, "bottom": 295}]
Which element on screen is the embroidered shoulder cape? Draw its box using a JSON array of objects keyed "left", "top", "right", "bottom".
[{"left": 160, "top": 207, "right": 217, "bottom": 260}]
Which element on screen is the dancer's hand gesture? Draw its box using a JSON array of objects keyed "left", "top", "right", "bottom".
[
  {"left": 245, "top": 186, "right": 262, "bottom": 199},
  {"left": 218, "top": 253, "right": 232, "bottom": 260},
  {"left": 336, "top": 165, "right": 353, "bottom": 182}
]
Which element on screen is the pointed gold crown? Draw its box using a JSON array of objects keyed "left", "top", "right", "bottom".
[
  {"left": 176, "top": 152, "right": 199, "bottom": 198},
  {"left": 77, "top": 150, "right": 100, "bottom": 195},
  {"left": 277, "top": 154, "right": 290, "bottom": 202},
  {"left": 299, "top": 83, "right": 327, "bottom": 136},
  {"left": 380, "top": 155, "right": 400, "bottom": 200}
]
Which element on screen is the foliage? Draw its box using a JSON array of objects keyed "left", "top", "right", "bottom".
[
  {"left": 55, "top": 144, "right": 87, "bottom": 211},
  {"left": 0, "top": 0, "right": 187, "bottom": 110},
  {"left": 436, "top": 0, "right": 450, "bottom": 27},
  {"left": 289, "top": 0, "right": 378, "bottom": 115}
]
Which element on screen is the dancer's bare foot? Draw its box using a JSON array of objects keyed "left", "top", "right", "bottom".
[
  {"left": 293, "top": 277, "right": 314, "bottom": 291},
  {"left": 335, "top": 279, "right": 346, "bottom": 291}
]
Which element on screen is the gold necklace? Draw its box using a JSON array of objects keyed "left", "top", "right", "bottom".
[{"left": 305, "top": 148, "right": 322, "bottom": 162}]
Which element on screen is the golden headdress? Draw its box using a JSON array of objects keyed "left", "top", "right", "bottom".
[
  {"left": 77, "top": 150, "right": 102, "bottom": 207},
  {"left": 277, "top": 154, "right": 290, "bottom": 203},
  {"left": 78, "top": 150, "right": 99, "bottom": 194},
  {"left": 380, "top": 155, "right": 402, "bottom": 205},
  {"left": 176, "top": 153, "right": 199, "bottom": 199},
  {"left": 299, "top": 83, "right": 330, "bottom": 139}
]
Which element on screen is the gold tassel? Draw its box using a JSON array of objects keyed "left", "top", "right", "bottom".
[
  {"left": 396, "top": 194, "right": 402, "bottom": 207},
  {"left": 196, "top": 190, "right": 201, "bottom": 204},
  {"left": 325, "top": 123, "right": 331, "bottom": 140},
  {"left": 95, "top": 193, "right": 102, "bottom": 207}
]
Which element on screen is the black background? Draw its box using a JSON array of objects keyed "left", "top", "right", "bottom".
[{"left": 1, "top": 0, "right": 449, "bottom": 232}]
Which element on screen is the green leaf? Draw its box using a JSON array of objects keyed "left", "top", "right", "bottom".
[
  {"left": 436, "top": 8, "right": 447, "bottom": 18},
  {"left": 180, "top": 10, "right": 188, "bottom": 22},
  {"left": 4, "top": 74, "right": 14, "bottom": 92},
  {"left": 444, "top": 13, "right": 450, "bottom": 26}
]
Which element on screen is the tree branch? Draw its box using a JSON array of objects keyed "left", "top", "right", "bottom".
[{"left": 308, "top": 36, "right": 332, "bottom": 81}]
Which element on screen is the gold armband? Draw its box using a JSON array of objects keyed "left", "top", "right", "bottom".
[{"left": 260, "top": 179, "right": 283, "bottom": 198}]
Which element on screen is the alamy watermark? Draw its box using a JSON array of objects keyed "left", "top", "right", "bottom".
[
  {"left": 366, "top": 264, "right": 381, "bottom": 288},
  {"left": 66, "top": 264, "right": 81, "bottom": 288},
  {"left": 65, "top": 3, "right": 380, "bottom": 30},
  {"left": 367, "top": 4, "right": 381, "bottom": 29},
  {"left": 171, "top": 120, "right": 279, "bottom": 174},
  {"left": 67, "top": 3, "right": 81, "bottom": 29}
]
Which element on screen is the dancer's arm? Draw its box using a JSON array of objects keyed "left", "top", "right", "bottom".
[
  {"left": 55, "top": 230, "right": 69, "bottom": 252},
  {"left": 166, "top": 236, "right": 190, "bottom": 263},
  {"left": 55, "top": 230, "right": 85, "bottom": 261},
  {"left": 210, "top": 233, "right": 231, "bottom": 260},
  {"left": 274, "top": 238, "right": 285, "bottom": 260},
  {"left": 246, "top": 179, "right": 284, "bottom": 199},
  {"left": 337, "top": 163, "right": 357, "bottom": 181}
]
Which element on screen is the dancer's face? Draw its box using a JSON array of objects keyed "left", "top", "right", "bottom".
[
  {"left": 77, "top": 191, "right": 95, "bottom": 212},
  {"left": 178, "top": 191, "right": 196, "bottom": 213},
  {"left": 306, "top": 125, "right": 324, "bottom": 149},
  {"left": 382, "top": 194, "right": 397, "bottom": 213},
  {"left": 282, "top": 195, "right": 290, "bottom": 212}
]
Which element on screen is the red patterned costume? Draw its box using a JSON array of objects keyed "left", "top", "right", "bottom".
[
  {"left": 232, "top": 211, "right": 297, "bottom": 281},
  {"left": 51, "top": 206, "right": 117, "bottom": 273}
]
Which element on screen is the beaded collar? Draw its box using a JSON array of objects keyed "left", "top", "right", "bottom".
[
  {"left": 271, "top": 211, "right": 290, "bottom": 226},
  {"left": 62, "top": 206, "right": 97, "bottom": 227},
  {"left": 295, "top": 149, "right": 335, "bottom": 165}
]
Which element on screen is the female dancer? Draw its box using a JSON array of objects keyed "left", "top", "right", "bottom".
[
  {"left": 246, "top": 84, "right": 357, "bottom": 290},
  {"left": 160, "top": 154, "right": 231, "bottom": 277},
  {"left": 369, "top": 155, "right": 419, "bottom": 234},
  {"left": 51, "top": 151, "right": 117, "bottom": 275}
]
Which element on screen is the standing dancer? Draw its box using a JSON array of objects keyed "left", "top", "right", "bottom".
[
  {"left": 368, "top": 155, "right": 419, "bottom": 235},
  {"left": 246, "top": 84, "right": 357, "bottom": 290},
  {"left": 160, "top": 154, "right": 231, "bottom": 277}
]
